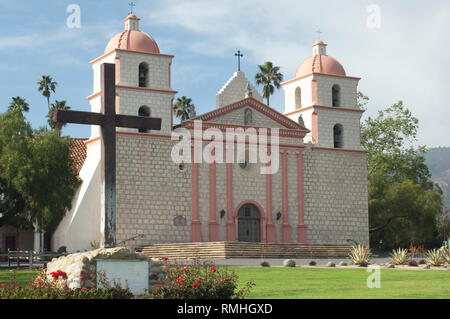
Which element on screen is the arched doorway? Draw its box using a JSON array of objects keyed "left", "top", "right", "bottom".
[{"left": 237, "top": 204, "right": 261, "bottom": 242}]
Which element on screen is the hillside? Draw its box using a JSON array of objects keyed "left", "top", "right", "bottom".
[{"left": 424, "top": 147, "right": 450, "bottom": 208}]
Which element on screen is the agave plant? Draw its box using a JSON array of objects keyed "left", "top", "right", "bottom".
[
  {"left": 390, "top": 248, "right": 409, "bottom": 265},
  {"left": 439, "top": 246, "right": 449, "bottom": 264},
  {"left": 348, "top": 244, "right": 372, "bottom": 265},
  {"left": 426, "top": 248, "right": 443, "bottom": 266}
]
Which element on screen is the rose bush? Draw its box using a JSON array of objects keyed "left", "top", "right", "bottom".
[
  {"left": 145, "top": 258, "right": 254, "bottom": 299},
  {"left": 0, "top": 270, "right": 133, "bottom": 299}
]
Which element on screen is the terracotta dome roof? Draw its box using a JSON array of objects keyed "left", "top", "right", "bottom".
[
  {"left": 105, "top": 30, "right": 160, "bottom": 54},
  {"left": 104, "top": 14, "right": 160, "bottom": 55},
  {"left": 295, "top": 54, "right": 346, "bottom": 78}
]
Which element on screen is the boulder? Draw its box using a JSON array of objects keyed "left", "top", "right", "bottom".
[{"left": 46, "top": 247, "right": 149, "bottom": 289}]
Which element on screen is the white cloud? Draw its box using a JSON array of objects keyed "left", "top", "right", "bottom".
[{"left": 141, "top": 0, "right": 450, "bottom": 147}]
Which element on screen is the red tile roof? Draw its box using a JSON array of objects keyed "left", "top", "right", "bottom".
[{"left": 70, "top": 138, "right": 87, "bottom": 178}]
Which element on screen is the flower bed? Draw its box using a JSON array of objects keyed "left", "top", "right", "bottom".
[
  {"left": 0, "top": 270, "right": 133, "bottom": 299},
  {"left": 143, "top": 258, "right": 254, "bottom": 299}
]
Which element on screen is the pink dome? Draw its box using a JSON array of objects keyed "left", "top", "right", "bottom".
[
  {"left": 104, "top": 30, "right": 160, "bottom": 54},
  {"left": 295, "top": 54, "right": 346, "bottom": 78}
]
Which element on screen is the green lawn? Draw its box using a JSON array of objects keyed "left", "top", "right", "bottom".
[
  {"left": 234, "top": 267, "right": 450, "bottom": 299},
  {"left": 1, "top": 268, "right": 449, "bottom": 299}
]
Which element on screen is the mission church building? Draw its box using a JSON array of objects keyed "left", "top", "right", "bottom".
[{"left": 51, "top": 14, "right": 369, "bottom": 253}]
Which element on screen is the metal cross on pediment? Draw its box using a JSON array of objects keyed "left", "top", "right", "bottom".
[
  {"left": 235, "top": 50, "right": 243, "bottom": 71},
  {"left": 54, "top": 63, "right": 161, "bottom": 248}
]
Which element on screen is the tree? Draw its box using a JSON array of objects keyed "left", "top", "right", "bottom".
[
  {"left": 254, "top": 61, "right": 283, "bottom": 106},
  {"left": 0, "top": 109, "right": 77, "bottom": 235},
  {"left": 37, "top": 75, "right": 58, "bottom": 111},
  {"left": 361, "top": 99, "right": 443, "bottom": 249},
  {"left": 47, "top": 100, "right": 71, "bottom": 132},
  {"left": 173, "top": 96, "right": 195, "bottom": 122},
  {"left": 8, "top": 96, "right": 29, "bottom": 113}
]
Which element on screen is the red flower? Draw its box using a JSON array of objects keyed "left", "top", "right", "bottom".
[
  {"left": 157, "top": 284, "right": 162, "bottom": 288},
  {"left": 184, "top": 267, "right": 189, "bottom": 273},
  {"left": 211, "top": 267, "right": 216, "bottom": 272},
  {"left": 82, "top": 287, "right": 87, "bottom": 291},
  {"left": 80, "top": 276, "right": 85, "bottom": 280},
  {"left": 1, "top": 283, "right": 5, "bottom": 287},
  {"left": 191, "top": 283, "right": 199, "bottom": 287},
  {"left": 162, "top": 256, "right": 168, "bottom": 261},
  {"left": 195, "top": 277, "right": 201, "bottom": 282}
]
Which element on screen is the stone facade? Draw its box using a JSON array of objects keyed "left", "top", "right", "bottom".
[
  {"left": 216, "top": 71, "right": 263, "bottom": 108},
  {"left": 51, "top": 15, "right": 370, "bottom": 253}
]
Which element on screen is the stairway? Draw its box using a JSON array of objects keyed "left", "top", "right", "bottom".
[{"left": 139, "top": 242, "right": 352, "bottom": 259}]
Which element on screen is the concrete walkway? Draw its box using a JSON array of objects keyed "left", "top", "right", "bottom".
[{"left": 212, "top": 257, "right": 393, "bottom": 267}]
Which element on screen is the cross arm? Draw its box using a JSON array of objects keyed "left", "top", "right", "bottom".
[
  {"left": 115, "top": 114, "right": 162, "bottom": 130},
  {"left": 54, "top": 110, "right": 105, "bottom": 126}
]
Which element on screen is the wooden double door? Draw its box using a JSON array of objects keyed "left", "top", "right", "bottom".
[{"left": 237, "top": 204, "right": 261, "bottom": 242}]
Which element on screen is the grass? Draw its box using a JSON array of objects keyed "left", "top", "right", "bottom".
[
  {"left": 234, "top": 267, "right": 450, "bottom": 299},
  {"left": 1, "top": 267, "right": 450, "bottom": 299}
]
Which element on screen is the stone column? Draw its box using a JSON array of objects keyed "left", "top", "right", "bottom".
[
  {"left": 226, "top": 144, "right": 236, "bottom": 241},
  {"left": 191, "top": 145, "right": 201, "bottom": 242},
  {"left": 265, "top": 150, "right": 275, "bottom": 243},
  {"left": 281, "top": 149, "right": 291, "bottom": 243},
  {"left": 209, "top": 147, "right": 219, "bottom": 241},
  {"left": 297, "top": 150, "right": 307, "bottom": 243}
]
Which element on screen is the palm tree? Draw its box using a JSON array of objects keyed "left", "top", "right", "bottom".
[
  {"left": 47, "top": 100, "right": 70, "bottom": 131},
  {"left": 37, "top": 75, "right": 58, "bottom": 111},
  {"left": 173, "top": 96, "right": 195, "bottom": 122},
  {"left": 8, "top": 96, "right": 29, "bottom": 113},
  {"left": 254, "top": 61, "right": 283, "bottom": 106}
]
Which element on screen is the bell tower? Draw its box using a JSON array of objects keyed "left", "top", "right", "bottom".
[
  {"left": 88, "top": 14, "right": 177, "bottom": 138},
  {"left": 282, "top": 40, "right": 363, "bottom": 150}
]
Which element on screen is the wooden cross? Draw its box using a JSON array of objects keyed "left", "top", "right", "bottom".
[
  {"left": 54, "top": 63, "right": 161, "bottom": 248},
  {"left": 129, "top": 2, "right": 136, "bottom": 14},
  {"left": 235, "top": 50, "right": 243, "bottom": 71}
]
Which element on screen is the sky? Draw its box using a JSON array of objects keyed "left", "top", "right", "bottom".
[{"left": 0, "top": 0, "right": 449, "bottom": 147}]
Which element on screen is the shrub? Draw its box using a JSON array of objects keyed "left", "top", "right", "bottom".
[
  {"left": 390, "top": 248, "right": 409, "bottom": 265},
  {"left": 348, "top": 244, "right": 372, "bottom": 265},
  {"left": 408, "top": 260, "right": 418, "bottom": 267},
  {"left": 0, "top": 270, "right": 133, "bottom": 299},
  {"left": 308, "top": 260, "right": 316, "bottom": 266},
  {"left": 260, "top": 261, "right": 270, "bottom": 267},
  {"left": 426, "top": 248, "right": 443, "bottom": 266},
  {"left": 283, "top": 259, "right": 296, "bottom": 267},
  {"left": 146, "top": 259, "right": 254, "bottom": 299}
]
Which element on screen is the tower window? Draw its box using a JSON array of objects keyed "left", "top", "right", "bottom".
[
  {"left": 333, "top": 124, "right": 343, "bottom": 148},
  {"left": 295, "top": 87, "right": 301, "bottom": 109},
  {"left": 139, "top": 62, "right": 149, "bottom": 87},
  {"left": 138, "top": 105, "right": 150, "bottom": 133},
  {"left": 332, "top": 84, "right": 340, "bottom": 107}
]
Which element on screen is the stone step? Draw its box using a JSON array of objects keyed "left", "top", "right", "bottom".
[{"left": 139, "top": 242, "right": 352, "bottom": 259}]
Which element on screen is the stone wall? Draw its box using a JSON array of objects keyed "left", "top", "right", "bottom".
[
  {"left": 116, "top": 134, "right": 192, "bottom": 247},
  {"left": 303, "top": 146, "right": 369, "bottom": 245}
]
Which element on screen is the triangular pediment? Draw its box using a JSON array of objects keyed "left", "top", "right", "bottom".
[{"left": 183, "top": 97, "right": 309, "bottom": 132}]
